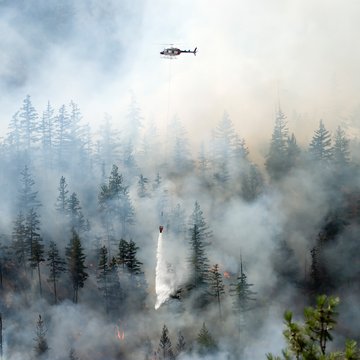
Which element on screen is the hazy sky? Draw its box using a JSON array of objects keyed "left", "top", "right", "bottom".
[{"left": 1, "top": 0, "right": 360, "bottom": 156}]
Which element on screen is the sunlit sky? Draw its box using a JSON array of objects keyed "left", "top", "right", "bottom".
[{"left": 1, "top": 0, "right": 360, "bottom": 159}]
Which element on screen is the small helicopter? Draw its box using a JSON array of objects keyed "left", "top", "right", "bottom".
[{"left": 160, "top": 46, "right": 197, "bottom": 57}]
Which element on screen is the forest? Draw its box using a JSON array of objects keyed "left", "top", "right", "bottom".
[{"left": 0, "top": 94, "right": 359, "bottom": 360}]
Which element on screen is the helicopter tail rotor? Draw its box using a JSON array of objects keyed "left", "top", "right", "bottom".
[{"left": 194, "top": 47, "right": 197, "bottom": 56}]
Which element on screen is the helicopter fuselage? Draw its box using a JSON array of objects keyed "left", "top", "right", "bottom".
[{"left": 160, "top": 47, "right": 197, "bottom": 57}]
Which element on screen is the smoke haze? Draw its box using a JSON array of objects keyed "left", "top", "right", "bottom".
[{"left": 1, "top": 1, "right": 360, "bottom": 360}]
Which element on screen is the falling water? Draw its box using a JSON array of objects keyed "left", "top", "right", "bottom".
[{"left": 155, "top": 232, "right": 175, "bottom": 309}]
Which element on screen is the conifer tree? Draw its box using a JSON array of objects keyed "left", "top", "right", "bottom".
[
  {"left": 230, "top": 259, "right": 256, "bottom": 316},
  {"left": 117, "top": 239, "right": 129, "bottom": 271},
  {"left": 309, "top": 120, "right": 333, "bottom": 162},
  {"left": 126, "top": 240, "right": 143, "bottom": 276},
  {"left": 97, "top": 246, "right": 110, "bottom": 314},
  {"left": 40, "top": 101, "right": 55, "bottom": 167},
  {"left": 241, "top": 163, "right": 264, "bottom": 202},
  {"left": 67, "top": 192, "right": 86, "bottom": 233},
  {"left": 137, "top": 174, "right": 149, "bottom": 198},
  {"left": 265, "top": 108, "right": 289, "bottom": 181},
  {"left": 55, "top": 176, "right": 69, "bottom": 215},
  {"left": 333, "top": 126, "right": 350, "bottom": 166},
  {"left": 19, "top": 95, "right": 39, "bottom": 151},
  {"left": 34, "top": 315, "right": 49, "bottom": 357},
  {"left": 29, "top": 237, "right": 45, "bottom": 296},
  {"left": 197, "top": 323, "right": 217, "bottom": 355},
  {"left": 176, "top": 331, "right": 186, "bottom": 355},
  {"left": 209, "top": 264, "right": 225, "bottom": 320},
  {"left": 187, "top": 202, "right": 211, "bottom": 290},
  {"left": 25, "top": 208, "right": 41, "bottom": 266},
  {"left": 66, "top": 230, "right": 88, "bottom": 303},
  {"left": 18, "top": 165, "right": 41, "bottom": 212},
  {"left": 12, "top": 212, "right": 27, "bottom": 270},
  {"left": 47, "top": 241, "right": 66, "bottom": 304},
  {"left": 266, "top": 296, "right": 348, "bottom": 359},
  {"left": 157, "top": 325, "right": 174, "bottom": 360}
]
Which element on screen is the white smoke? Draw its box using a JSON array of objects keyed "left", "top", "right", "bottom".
[{"left": 155, "top": 232, "right": 176, "bottom": 309}]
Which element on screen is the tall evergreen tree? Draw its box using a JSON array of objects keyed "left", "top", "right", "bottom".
[
  {"left": 12, "top": 212, "right": 27, "bottom": 270},
  {"left": 176, "top": 331, "right": 186, "bottom": 355},
  {"left": 29, "top": 237, "right": 45, "bottom": 296},
  {"left": 333, "top": 126, "right": 350, "bottom": 166},
  {"left": 265, "top": 108, "right": 289, "bottom": 180},
  {"left": 18, "top": 165, "right": 41, "bottom": 212},
  {"left": 241, "top": 163, "right": 264, "bottom": 202},
  {"left": 309, "top": 120, "right": 333, "bottom": 162},
  {"left": 66, "top": 231, "right": 88, "bottom": 303},
  {"left": 54, "top": 104, "right": 71, "bottom": 168},
  {"left": 97, "top": 246, "right": 110, "bottom": 314},
  {"left": 34, "top": 315, "right": 49, "bottom": 357},
  {"left": 157, "top": 325, "right": 174, "bottom": 360},
  {"left": 67, "top": 192, "right": 86, "bottom": 233},
  {"left": 40, "top": 101, "right": 55, "bottom": 167},
  {"left": 55, "top": 176, "right": 69, "bottom": 215},
  {"left": 208, "top": 264, "right": 225, "bottom": 320},
  {"left": 117, "top": 239, "right": 129, "bottom": 271},
  {"left": 137, "top": 174, "right": 149, "bottom": 198},
  {"left": 126, "top": 240, "right": 143, "bottom": 276},
  {"left": 196, "top": 323, "right": 217, "bottom": 355},
  {"left": 230, "top": 259, "right": 256, "bottom": 316},
  {"left": 19, "top": 95, "right": 39, "bottom": 151},
  {"left": 187, "top": 202, "right": 211, "bottom": 290},
  {"left": 47, "top": 241, "right": 66, "bottom": 304},
  {"left": 25, "top": 208, "right": 41, "bottom": 267}
]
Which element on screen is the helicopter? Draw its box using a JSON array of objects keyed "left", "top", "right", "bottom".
[{"left": 160, "top": 46, "right": 197, "bottom": 57}]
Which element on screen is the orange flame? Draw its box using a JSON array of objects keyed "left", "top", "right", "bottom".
[
  {"left": 223, "top": 271, "right": 231, "bottom": 279},
  {"left": 115, "top": 326, "right": 125, "bottom": 341}
]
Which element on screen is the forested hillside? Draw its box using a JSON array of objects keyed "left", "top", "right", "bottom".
[{"left": 0, "top": 96, "right": 359, "bottom": 359}]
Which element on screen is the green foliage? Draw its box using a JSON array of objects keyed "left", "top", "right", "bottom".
[
  {"left": 66, "top": 230, "right": 88, "bottom": 303},
  {"left": 267, "top": 295, "right": 360, "bottom": 360},
  {"left": 47, "top": 241, "right": 66, "bottom": 304},
  {"left": 157, "top": 325, "right": 174, "bottom": 360},
  {"left": 208, "top": 264, "right": 225, "bottom": 319},
  {"left": 187, "top": 202, "right": 211, "bottom": 290},
  {"left": 197, "top": 322, "right": 217, "bottom": 355},
  {"left": 34, "top": 314, "right": 48, "bottom": 357},
  {"left": 309, "top": 120, "right": 333, "bottom": 162}
]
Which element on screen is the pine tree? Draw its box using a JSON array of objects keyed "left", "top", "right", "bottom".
[
  {"left": 230, "top": 259, "right": 256, "bottom": 316},
  {"left": 66, "top": 230, "right": 88, "bottom": 303},
  {"left": 67, "top": 192, "right": 86, "bottom": 233},
  {"left": 29, "top": 237, "right": 45, "bottom": 296},
  {"left": 309, "top": 120, "right": 333, "bottom": 162},
  {"left": 241, "top": 163, "right": 264, "bottom": 202},
  {"left": 157, "top": 325, "right": 174, "bottom": 360},
  {"left": 209, "top": 264, "right": 225, "bottom": 320},
  {"left": 55, "top": 176, "right": 69, "bottom": 215},
  {"left": 286, "top": 133, "right": 301, "bottom": 168},
  {"left": 25, "top": 208, "right": 41, "bottom": 267},
  {"left": 40, "top": 101, "right": 55, "bottom": 167},
  {"left": 265, "top": 108, "right": 289, "bottom": 181},
  {"left": 126, "top": 240, "right": 143, "bottom": 276},
  {"left": 97, "top": 246, "right": 110, "bottom": 314},
  {"left": 117, "top": 239, "right": 129, "bottom": 271},
  {"left": 176, "top": 331, "right": 186, "bottom": 355},
  {"left": 19, "top": 95, "right": 39, "bottom": 151},
  {"left": 34, "top": 315, "right": 49, "bottom": 357},
  {"left": 12, "top": 212, "right": 27, "bottom": 270},
  {"left": 54, "top": 104, "right": 71, "bottom": 168},
  {"left": 266, "top": 295, "right": 344, "bottom": 359},
  {"left": 333, "top": 126, "right": 350, "bottom": 166},
  {"left": 18, "top": 165, "right": 41, "bottom": 213},
  {"left": 47, "top": 241, "right": 66, "bottom": 304},
  {"left": 187, "top": 202, "right": 211, "bottom": 290},
  {"left": 197, "top": 323, "right": 217, "bottom": 355},
  {"left": 137, "top": 174, "right": 149, "bottom": 198}
]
